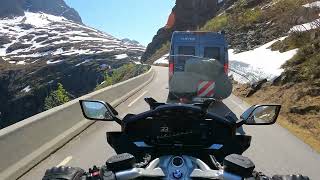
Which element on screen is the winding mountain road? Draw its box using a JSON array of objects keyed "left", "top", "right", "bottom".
[{"left": 20, "top": 66, "right": 320, "bottom": 179}]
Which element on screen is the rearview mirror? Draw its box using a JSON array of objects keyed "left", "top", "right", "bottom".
[
  {"left": 79, "top": 100, "right": 117, "bottom": 122},
  {"left": 240, "top": 105, "right": 281, "bottom": 125}
]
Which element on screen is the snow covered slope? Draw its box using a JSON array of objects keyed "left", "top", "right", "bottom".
[
  {"left": 0, "top": 12, "right": 145, "bottom": 64},
  {"left": 0, "top": 12, "right": 147, "bottom": 128},
  {"left": 229, "top": 37, "right": 298, "bottom": 83}
]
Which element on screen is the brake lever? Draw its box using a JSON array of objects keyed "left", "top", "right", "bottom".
[{"left": 84, "top": 166, "right": 116, "bottom": 180}]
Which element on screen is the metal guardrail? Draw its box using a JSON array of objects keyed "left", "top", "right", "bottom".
[{"left": 0, "top": 67, "right": 155, "bottom": 180}]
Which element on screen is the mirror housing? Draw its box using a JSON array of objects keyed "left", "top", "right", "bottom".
[
  {"left": 79, "top": 100, "right": 121, "bottom": 124},
  {"left": 240, "top": 104, "right": 281, "bottom": 125}
]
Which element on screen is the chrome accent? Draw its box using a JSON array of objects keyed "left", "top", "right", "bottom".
[
  {"left": 173, "top": 169, "right": 183, "bottom": 179},
  {"left": 207, "top": 143, "right": 223, "bottom": 150},
  {"left": 190, "top": 169, "right": 223, "bottom": 179},
  {"left": 133, "top": 141, "right": 152, "bottom": 147},
  {"left": 146, "top": 158, "right": 160, "bottom": 170},
  {"left": 116, "top": 168, "right": 165, "bottom": 180},
  {"left": 115, "top": 168, "right": 141, "bottom": 180},
  {"left": 171, "top": 156, "right": 184, "bottom": 167},
  {"left": 115, "top": 155, "right": 243, "bottom": 180}
]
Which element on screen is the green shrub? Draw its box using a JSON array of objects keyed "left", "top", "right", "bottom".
[
  {"left": 44, "top": 83, "right": 70, "bottom": 110},
  {"left": 202, "top": 14, "right": 229, "bottom": 31},
  {"left": 267, "top": 0, "right": 308, "bottom": 30},
  {"left": 240, "top": 8, "right": 262, "bottom": 25},
  {"left": 202, "top": 7, "right": 262, "bottom": 31},
  {"left": 271, "top": 32, "right": 311, "bottom": 52},
  {"left": 281, "top": 29, "right": 320, "bottom": 83}
]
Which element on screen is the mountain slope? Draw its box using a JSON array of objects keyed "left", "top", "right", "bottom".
[
  {"left": 0, "top": 0, "right": 82, "bottom": 23},
  {"left": 0, "top": 12, "right": 146, "bottom": 128},
  {"left": 23, "top": 0, "right": 82, "bottom": 23},
  {"left": 0, "top": 12, "right": 145, "bottom": 62}
]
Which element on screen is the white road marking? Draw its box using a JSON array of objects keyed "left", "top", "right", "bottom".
[
  {"left": 56, "top": 156, "right": 72, "bottom": 167},
  {"left": 128, "top": 91, "right": 148, "bottom": 107}
]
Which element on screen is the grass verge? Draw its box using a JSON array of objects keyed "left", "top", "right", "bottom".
[{"left": 236, "top": 88, "right": 320, "bottom": 153}]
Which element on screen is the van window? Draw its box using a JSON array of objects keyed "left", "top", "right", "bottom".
[
  {"left": 178, "top": 46, "right": 195, "bottom": 55},
  {"left": 204, "top": 47, "right": 220, "bottom": 60},
  {"left": 174, "top": 46, "right": 195, "bottom": 72}
]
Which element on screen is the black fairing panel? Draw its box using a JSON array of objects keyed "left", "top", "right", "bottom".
[
  {"left": 121, "top": 104, "right": 236, "bottom": 145},
  {"left": 107, "top": 103, "right": 250, "bottom": 164}
]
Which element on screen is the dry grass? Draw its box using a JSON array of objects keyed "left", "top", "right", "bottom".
[{"left": 234, "top": 83, "right": 320, "bottom": 153}]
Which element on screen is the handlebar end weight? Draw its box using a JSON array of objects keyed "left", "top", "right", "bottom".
[
  {"left": 106, "top": 153, "right": 136, "bottom": 172},
  {"left": 223, "top": 154, "right": 255, "bottom": 178}
]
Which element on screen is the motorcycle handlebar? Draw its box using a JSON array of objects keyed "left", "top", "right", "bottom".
[
  {"left": 82, "top": 165, "right": 242, "bottom": 180},
  {"left": 83, "top": 167, "right": 238, "bottom": 180}
]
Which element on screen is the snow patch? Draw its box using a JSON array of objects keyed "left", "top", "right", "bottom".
[
  {"left": 21, "top": 86, "right": 31, "bottom": 93},
  {"left": 75, "top": 59, "right": 91, "bottom": 66},
  {"left": 52, "top": 48, "right": 64, "bottom": 55},
  {"left": 229, "top": 37, "right": 298, "bottom": 83},
  {"left": 303, "top": 1, "right": 320, "bottom": 8},
  {"left": 0, "top": 43, "right": 14, "bottom": 56},
  {"left": 62, "top": 49, "right": 92, "bottom": 55},
  {"left": 69, "top": 36, "right": 114, "bottom": 42},
  {"left": 17, "top": 61, "right": 26, "bottom": 65},
  {"left": 23, "top": 12, "right": 67, "bottom": 27},
  {"left": 47, "top": 60, "right": 63, "bottom": 64},
  {"left": 13, "top": 53, "right": 46, "bottom": 58},
  {"left": 115, "top": 54, "right": 128, "bottom": 59},
  {"left": 289, "top": 18, "right": 320, "bottom": 32},
  {"left": 154, "top": 54, "right": 169, "bottom": 64}
]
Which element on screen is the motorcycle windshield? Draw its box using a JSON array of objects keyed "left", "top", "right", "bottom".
[{"left": 169, "top": 55, "right": 232, "bottom": 101}]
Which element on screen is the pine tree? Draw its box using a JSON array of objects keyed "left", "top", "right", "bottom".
[{"left": 44, "top": 83, "right": 70, "bottom": 110}]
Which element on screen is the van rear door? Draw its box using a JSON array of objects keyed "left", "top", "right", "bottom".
[
  {"left": 199, "top": 33, "right": 228, "bottom": 74},
  {"left": 174, "top": 45, "right": 196, "bottom": 72}
]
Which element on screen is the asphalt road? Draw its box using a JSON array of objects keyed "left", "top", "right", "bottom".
[{"left": 20, "top": 66, "right": 320, "bottom": 179}]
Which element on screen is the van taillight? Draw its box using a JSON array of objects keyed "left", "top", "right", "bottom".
[
  {"left": 169, "top": 63, "right": 174, "bottom": 79},
  {"left": 224, "top": 63, "right": 229, "bottom": 74}
]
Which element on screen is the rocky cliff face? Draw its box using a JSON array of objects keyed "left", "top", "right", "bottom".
[
  {"left": 0, "top": 0, "right": 82, "bottom": 23},
  {"left": 141, "top": 0, "right": 223, "bottom": 62}
]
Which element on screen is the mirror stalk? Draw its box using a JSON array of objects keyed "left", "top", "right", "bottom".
[
  {"left": 236, "top": 119, "right": 245, "bottom": 128},
  {"left": 114, "top": 117, "right": 122, "bottom": 125}
]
